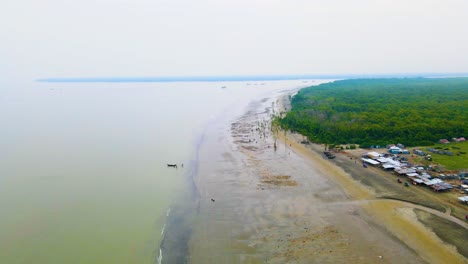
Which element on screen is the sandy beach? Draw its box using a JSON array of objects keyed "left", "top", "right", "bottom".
[{"left": 187, "top": 89, "right": 468, "bottom": 263}]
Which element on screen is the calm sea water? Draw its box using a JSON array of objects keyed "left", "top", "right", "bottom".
[{"left": 0, "top": 80, "right": 313, "bottom": 263}]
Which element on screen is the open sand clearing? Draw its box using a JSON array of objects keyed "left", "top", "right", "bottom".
[{"left": 188, "top": 90, "right": 468, "bottom": 264}]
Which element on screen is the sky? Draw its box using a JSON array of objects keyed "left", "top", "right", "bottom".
[{"left": 2, "top": 0, "right": 468, "bottom": 79}]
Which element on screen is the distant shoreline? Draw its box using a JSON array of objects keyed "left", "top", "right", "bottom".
[{"left": 36, "top": 73, "right": 468, "bottom": 83}]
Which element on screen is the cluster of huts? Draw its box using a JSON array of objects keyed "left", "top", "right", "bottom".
[
  {"left": 361, "top": 151, "right": 454, "bottom": 192},
  {"left": 458, "top": 195, "right": 468, "bottom": 204},
  {"left": 440, "top": 137, "right": 466, "bottom": 144},
  {"left": 386, "top": 143, "right": 409, "bottom": 154},
  {"left": 426, "top": 148, "right": 454, "bottom": 156}
]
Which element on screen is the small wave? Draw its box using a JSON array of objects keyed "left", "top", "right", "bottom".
[
  {"left": 157, "top": 207, "right": 171, "bottom": 264},
  {"left": 166, "top": 207, "right": 171, "bottom": 217},
  {"left": 157, "top": 248, "right": 162, "bottom": 264}
]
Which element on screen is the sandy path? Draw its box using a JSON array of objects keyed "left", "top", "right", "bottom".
[
  {"left": 291, "top": 197, "right": 468, "bottom": 229},
  {"left": 383, "top": 199, "right": 468, "bottom": 229}
]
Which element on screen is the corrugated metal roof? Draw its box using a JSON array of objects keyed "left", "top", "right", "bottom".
[{"left": 361, "top": 158, "right": 379, "bottom": 165}]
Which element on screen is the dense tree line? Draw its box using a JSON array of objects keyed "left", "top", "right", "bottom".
[{"left": 280, "top": 78, "right": 468, "bottom": 147}]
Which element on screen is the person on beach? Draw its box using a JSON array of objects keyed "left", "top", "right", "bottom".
[{"left": 465, "top": 215, "right": 468, "bottom": 221}]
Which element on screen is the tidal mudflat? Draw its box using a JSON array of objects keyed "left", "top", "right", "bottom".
[{"left": 188, "top": 88, "right": 467, "bottom": 263}]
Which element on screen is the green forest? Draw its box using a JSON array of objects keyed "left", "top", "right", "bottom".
[{"left": 279, "top": 78, "right": 468, "bottom": 147}]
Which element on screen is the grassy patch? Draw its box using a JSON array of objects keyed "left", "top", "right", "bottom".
[{"left": 411, "top": 141, "right": 468, "bottom": 170}]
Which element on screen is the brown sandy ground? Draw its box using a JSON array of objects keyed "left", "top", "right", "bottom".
[
  {"left": 278, "top": 93, "right": 468, "bottom": 263},
  {"left": 188, "top": 91, "right": 467, "bottom": 264}
]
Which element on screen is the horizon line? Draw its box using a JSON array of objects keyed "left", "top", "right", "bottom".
[{"left": 37, "top": 72, "right": 468, "bottom": 83}]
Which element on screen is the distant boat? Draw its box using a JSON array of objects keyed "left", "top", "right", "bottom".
[{"left": 221, "top": 86, "right": 226, "bottom": 89}]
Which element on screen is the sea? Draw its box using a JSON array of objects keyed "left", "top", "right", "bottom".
[{"left": 0, "top": 79, "right": 318, "bottom": 263}]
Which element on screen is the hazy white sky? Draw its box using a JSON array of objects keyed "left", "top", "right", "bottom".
[{"left": 2, "top": 0, "right": 468, "bottom": 79}]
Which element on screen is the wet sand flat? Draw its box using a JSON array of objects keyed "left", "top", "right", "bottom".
[{"left": 186, "top": 90, "right": 463, "bottom": 263}]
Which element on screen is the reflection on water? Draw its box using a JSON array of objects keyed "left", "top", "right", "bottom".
[{"left": 0, "top": 80, "right": 312, "bottom": 263}]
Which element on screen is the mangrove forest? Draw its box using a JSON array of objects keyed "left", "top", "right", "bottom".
[{"left": 280, "top": 78, "right": 468, "bottom": 147}]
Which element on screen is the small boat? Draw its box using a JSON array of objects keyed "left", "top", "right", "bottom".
[{"left": 167, "top": 164, "right": 178, "bottom": 168}]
